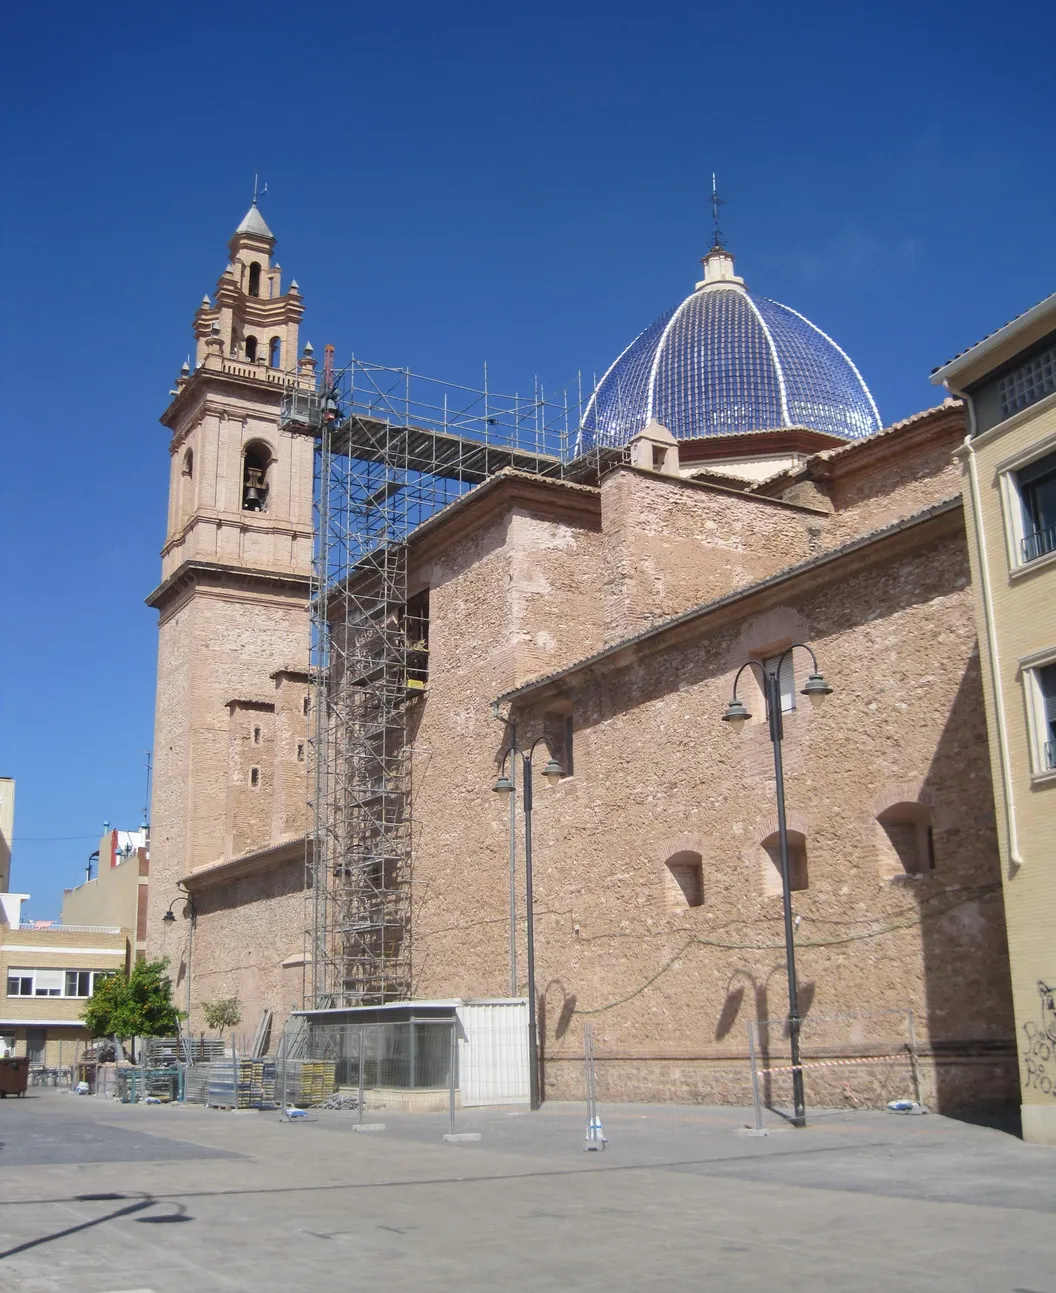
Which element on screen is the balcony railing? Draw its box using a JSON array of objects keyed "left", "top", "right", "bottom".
[
  {"left": 1022, "top": 523, "right": 1056, "bottom": 563},
  {"left": 17, "top": 921, "right": 123, "bottom": 934}
]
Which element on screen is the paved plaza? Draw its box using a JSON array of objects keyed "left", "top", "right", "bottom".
[{"left": 1, "top": 1091, "right": 1054, "bottom": 1292}]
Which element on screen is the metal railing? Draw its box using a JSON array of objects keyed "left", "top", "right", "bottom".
[
  {"left": 1022, "top": 523, "right": 1056, "bottom": 563},
  {"left": 17, "top": 921, "right": 123, "bottom": 933}
]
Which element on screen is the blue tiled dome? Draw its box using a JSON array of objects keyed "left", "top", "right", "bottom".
[{"left": 579, "top": 249, "right": 881, "bottom": 450}]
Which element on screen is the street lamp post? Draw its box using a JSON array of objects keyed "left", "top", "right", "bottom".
[
  {"left": 722, "top": 644, "right": 832, "bottom": 1129},
  {"left": 162, "top": 882, "right": 197, "bottom": 1026},
  {"left": 493, "top": 737, "right": 563, "bottom": 1111}
]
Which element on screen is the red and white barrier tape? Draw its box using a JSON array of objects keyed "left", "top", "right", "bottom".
[{"left": 758, "top": 1053, "right": 904, "bottom": 1076}]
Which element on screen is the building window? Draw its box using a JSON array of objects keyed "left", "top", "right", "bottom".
[
  {"left": 1024, "top": 658, "right": 1056, "bottom": 776},
  {"left": 405, "top": 589, "right": 430, "bottom": 690},
  {"left": 876, "top": 803, "right": 934, "bottom": 877},
  {"left": 248, "top": 261, "right": 262, "bottom": 297},
  {"left": 253, "top": 726, "right": 261, "bottom": 744},
  {"left": 1016, "top": 450, "right": 1056, "bottom": 564},
  {"left": 761, "top": 830, "right": 808, "bottom": 893},
  {"left": 303, "top": 695, "right": 310, "bottom": 716},
  {"left": 269, "top": 336, "right": 281, "bottom": 368},
  {"left": 7, "top": 970, "right": 33, "bottom": 997},
  {"left": 763, "top": 652, "right": 796, "bottom": 713},
  {"left": 244, "top": 334, "right": 259, "bottom": 363},
  {"left": 182, "top": 449, "right": 193, "bottom": 479},
  {"left": 250, "top": 767, "right": 260, "bottom": 788},
  {"left": 8, "top": 968, "right": 111, "bottom": 998},
  {"left": 542, "top": 709, "right": 574, "bottom": 778},
  {"left": 998, "top": 345, "right": 1056, "bottom": 420},
  {"left": 665, "top": 851, "right": 703, "bottom": 909},
  {"left": 64, "top": 970, "right": 112, "bottom": 998},
  {"left": 297, "top": 743, "right": 305, "bottom": 762}
]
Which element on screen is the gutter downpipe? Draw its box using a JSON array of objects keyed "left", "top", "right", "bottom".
[{"left": 959, "top": 405, "right": 1023, "bottom": 868}]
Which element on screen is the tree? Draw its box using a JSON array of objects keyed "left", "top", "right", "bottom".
[
  {"left": 81, "top": 957, "right": 182, "bottom": 1040},
  {"left": 202, "top": 996, "right": 242, "bottom": 1038}
]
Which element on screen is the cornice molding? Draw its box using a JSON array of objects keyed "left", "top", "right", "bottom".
[
  {"left": 184, "top": 835, "right": 310, "bottom": 892},
  {"left": 146, "top": 559, "right": 311, "bottom": 615}
]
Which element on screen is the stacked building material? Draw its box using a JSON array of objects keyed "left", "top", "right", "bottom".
[{"left": 278, "top": 1059, "right": 336, "bottom": 1107}]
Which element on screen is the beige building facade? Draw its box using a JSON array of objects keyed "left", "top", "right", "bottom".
[
  {"left": 0, "top": 777, "right": 13, "bottom": 894},
  {"left": 1, "top": 894, "right": 129, "bottom": 1066},
  {"left": 933, "top": 296, "right": 1056, "bottom": 1143},
  {"left": 61, "top": 828, "right": 150, "bottom": 961}
]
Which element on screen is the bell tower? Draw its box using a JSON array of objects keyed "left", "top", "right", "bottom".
[{"left": 147, "top": 202, "right": 317, "bottom": 1030}]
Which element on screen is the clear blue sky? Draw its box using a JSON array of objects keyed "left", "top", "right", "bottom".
[{"left": 1, "top": 0, "right": 1052, "bottom": 917}]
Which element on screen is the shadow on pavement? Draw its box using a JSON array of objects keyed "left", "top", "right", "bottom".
[{"left": 0, "top": 1193, "right": 195, "bottom": 1259}]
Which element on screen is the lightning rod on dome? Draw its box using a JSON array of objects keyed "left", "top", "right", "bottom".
[
  {"left": 710, "top": 172, "right": 725, "bottom": 251},
  {"left": 252, "top": 173, "right": 268, "bottom": 206}
]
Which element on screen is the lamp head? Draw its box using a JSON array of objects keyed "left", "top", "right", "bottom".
[
  {"left": 721, "top": 695, "right": 751, "bottom": 733},
  {"left": 800, "top": 671, "right": 833, "bottom": 710},
  {"left": 540, "top": 757, "right": 563, "bottom": 787},
  {"left": 492, "top": 773, "right": 514, "bottom": 800},
  {"left": 162, "top": 908, "right": 177, "bottom": 924}
]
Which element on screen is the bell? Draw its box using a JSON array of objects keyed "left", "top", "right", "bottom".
[{"left": 243, "top": 467, "right": 265, "bottom": 511}]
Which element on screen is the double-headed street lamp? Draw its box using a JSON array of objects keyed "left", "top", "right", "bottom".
[
  {"left": 162, "top": 881, "right": 197, "bottom": 1025},
  {"left": 493, "top": 738, "right": 563, "bottom": 1111},
  {"left": 722, "top": 644, "right": 832, "bottom": 1128}
]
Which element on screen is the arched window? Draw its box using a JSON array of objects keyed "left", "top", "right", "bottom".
[
  {"left": 761, "top": 829, "right": 809, "bottom": 893},
  {"left": 179, "top": 448, "right": 194, "bottom": 519},
  {"left": 665, "top": 850, "right": 703, "bottom": 909},
  {"left": 268, "top": 336, "right": 281, "bottom": 369},
  {"left": 242, "top": 442, "right": 271, "bottom": 512},
  {"left": 877, "top": 802, "right": 934, "bottom": 877},
  {"left": 248, "top": 262, "right": 261, "bottom": 297},
  {"left": 244, "top": 335, "right": 258, "bottom": 363}
]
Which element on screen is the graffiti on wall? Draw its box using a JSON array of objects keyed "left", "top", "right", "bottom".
[{"left": 1022, "top": 980, "right": 1056, "bottom": 1098}]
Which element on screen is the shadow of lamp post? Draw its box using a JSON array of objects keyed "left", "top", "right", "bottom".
[
  {"left": 493, "top": 736, "right": 563, "bottom": 1111},
  {"left": 722, "top": 644, "right": 832, "bottom": 1128}
]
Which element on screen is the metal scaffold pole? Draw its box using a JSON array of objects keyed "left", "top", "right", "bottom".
[{"left": 281, "top": 355, "right": 615, "bottom": 1009}]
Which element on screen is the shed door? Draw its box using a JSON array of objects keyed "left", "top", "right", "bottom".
[{"left": 457, "top": 1001, "right": 529, "bottom": 1107}]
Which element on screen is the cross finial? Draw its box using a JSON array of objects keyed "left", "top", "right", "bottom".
[{"left": 710, "top": 172, "right": 725, "bottom": 251}]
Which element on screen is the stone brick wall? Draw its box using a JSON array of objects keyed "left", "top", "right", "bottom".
[
  {"left": 148, "top": 582, "right": 309, "bottom": 1031},
  {"left": 757, "top": 405, "right": 969, "bottom": 553},
  {"left": 412, "top": 515, "right": 1017, "bottom": 1110},
  {"left": 600, "top": 468, "right": 821, "bottom": 641},
  {"left": 187, "top": 858, "right": 306, "bottom": 1041}
]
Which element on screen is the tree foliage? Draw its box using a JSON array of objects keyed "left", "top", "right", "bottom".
[
  {"left": 202, "top": 996, "right": 242, "bottom": 1036},
  {"left": 81, "top": 957, "right": 182, "bottom": 1039}
]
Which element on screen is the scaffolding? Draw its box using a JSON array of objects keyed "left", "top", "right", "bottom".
[{"left": 282, "top": 355, "right": 619, "bottom": 1009}]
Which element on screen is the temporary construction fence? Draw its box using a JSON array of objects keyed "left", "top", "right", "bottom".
[{"left": 747, "top": 1008, "right": 922, "bottom": 1126}]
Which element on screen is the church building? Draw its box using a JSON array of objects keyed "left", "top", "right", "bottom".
[{"left": 148, "top": 204, "right": 1018, "bottom": 1113}]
